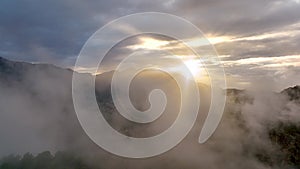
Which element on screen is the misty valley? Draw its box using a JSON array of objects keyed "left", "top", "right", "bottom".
[{"left": 0, "top": 57, "right": 300, "bottom": 169}]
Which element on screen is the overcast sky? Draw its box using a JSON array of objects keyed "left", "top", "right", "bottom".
[{"left": 0, "top": 0, "right": 300, "bottom": 90}]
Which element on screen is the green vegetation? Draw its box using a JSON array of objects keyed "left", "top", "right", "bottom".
[
  {"left": 269, "top": 123, "right": 300, "bottom": 167},
  {"left": 0, "top": 151, "right": 91, "bottom": 169}
]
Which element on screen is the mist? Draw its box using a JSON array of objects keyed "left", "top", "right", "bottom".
[{"left": 0, "top": 57, "right": 300, "bottom": 168}]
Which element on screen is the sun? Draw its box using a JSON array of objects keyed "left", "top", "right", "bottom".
[
  {"left": 183, "top": 59, "right": 201, "bottom": 78},
  {"left": 181, "top": 59, "right": 210, "bottom": 84}
]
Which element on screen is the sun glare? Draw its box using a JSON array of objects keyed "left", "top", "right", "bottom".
[
  {"left": 125, "top": 36, "right": 210, "bottom": 84},
  {"left": 183, "top": 60, "right": 202, "bottom": 78},
  {"left": 128, "top": 37, "right": 170, "bottom": 50}
]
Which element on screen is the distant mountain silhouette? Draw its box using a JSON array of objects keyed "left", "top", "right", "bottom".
[{"left": 281, "top": 85, "right": 300, "bottom": 101}]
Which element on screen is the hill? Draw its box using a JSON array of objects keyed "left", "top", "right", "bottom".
[{"left": 0, "top": 56, "right": 300, "bottom": 169}]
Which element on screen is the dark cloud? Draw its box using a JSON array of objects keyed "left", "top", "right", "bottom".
[
  {"left": 215, "top": 33, "right": 300, "bottom": 60},
  {"left": 0, "top": 0, "right": 134, "bottom": 66},
  {"left": 170, "top": 0, "right": 300, "bottom": 36},
  {"left": 0, "top": 0, "right": 299, "bottom": 70}
]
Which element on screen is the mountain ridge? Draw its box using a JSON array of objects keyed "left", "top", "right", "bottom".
[
  {"left": 0, "top": 56, "right": 300, "bottom": 168},
  {"left": 1, "top": 56, "right": 299, "bottom": 93}
]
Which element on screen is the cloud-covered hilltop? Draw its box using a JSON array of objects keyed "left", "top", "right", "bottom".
[{"left": 0, "top": 57, "right": 300, "bottom": 169}]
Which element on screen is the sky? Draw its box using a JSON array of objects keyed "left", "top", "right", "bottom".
[{"left": 0, "top": 0, "right": 300, "bottom": 90}]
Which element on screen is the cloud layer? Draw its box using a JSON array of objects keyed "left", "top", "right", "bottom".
[{"left": 0, "top": 0, "right": 299, "bottom": 89}]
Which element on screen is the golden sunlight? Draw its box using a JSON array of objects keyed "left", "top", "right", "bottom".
[
  {"left": 183, "top": 59, "right": 201, "bottom": 77},
  {"left": 127, "top": 37, "right": 170, "bottom": 50},
  {"left": 182, "top": 59, "right": 210, "bottom": 84}
]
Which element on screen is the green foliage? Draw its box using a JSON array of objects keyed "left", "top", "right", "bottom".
[
  {"left": 269, "top": 123, "right": 300, "bottom": 167},
  {"left": 0, "top": 151, "right": 90, "bottom": 169}
]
